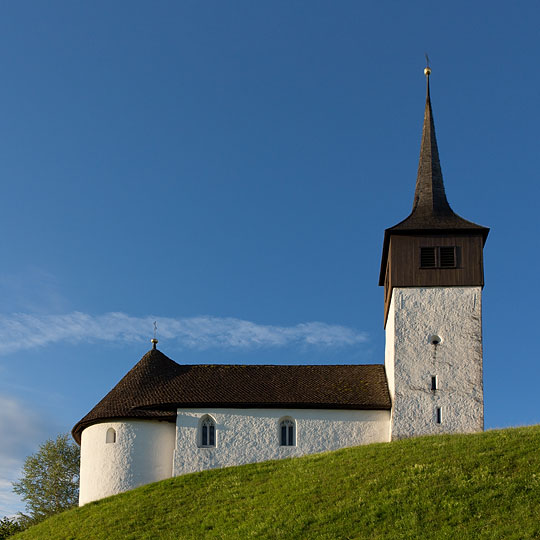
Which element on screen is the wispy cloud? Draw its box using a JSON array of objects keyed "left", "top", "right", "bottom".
[{"left": 0, "top": 312, "right": 368, "bottom": 355}]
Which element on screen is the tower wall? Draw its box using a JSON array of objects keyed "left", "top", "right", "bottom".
[
  {"left": 79, "top": 420, "right": 176, "bottom": 505},
  {"left": 385, "top": 286, "right": 483, "bottom": 440}
]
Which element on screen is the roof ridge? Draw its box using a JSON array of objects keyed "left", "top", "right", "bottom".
[{"left": 179, "top": 363, "right": 384, "bottom": 368}]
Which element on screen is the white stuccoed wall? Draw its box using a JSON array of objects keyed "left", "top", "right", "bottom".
[
  {"left": 79, "top": 420, "right": 176, "bottom": 505},
  {"left": 385, "top": 286, "right": 483, "bottom": 440},
  {"left": 173, "top": 408, "right": 390, "bottom": 475}
]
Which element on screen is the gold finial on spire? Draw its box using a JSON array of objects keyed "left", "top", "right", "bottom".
[
  {"left": 424, "top": 53, "right": 431, "bottom": 77},
  {"left": 151, "top": 321, "right": 158, "bottom": 349}
]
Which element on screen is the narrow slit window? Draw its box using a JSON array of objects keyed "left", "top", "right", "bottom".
[
  {"left": 106, "top": 428, "right": 116, "bottom": 444},
  {"left": 436, "top": 407, "right": 442, "bottom": 424},
  {"left": 431, "top": 376, "right": 438, "bottom": 391}
]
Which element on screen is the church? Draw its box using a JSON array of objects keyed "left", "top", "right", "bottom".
[{"left": 73, "top": 68, "right": 489, "bottom": 506}]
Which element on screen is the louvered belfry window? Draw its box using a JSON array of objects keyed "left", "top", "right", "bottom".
[
  {"left": 420, "top": 247, "right": 457, "bottom": 269},
  {"left": 439, "top": 247, "right": 456, "bottom": 268},
  {"left": 420, "top": 247, "right": 437, "bottom": 268}
]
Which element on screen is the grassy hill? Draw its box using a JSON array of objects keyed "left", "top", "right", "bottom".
[{"left": 13, "top": 425, "right": 540, "bottom": 540}]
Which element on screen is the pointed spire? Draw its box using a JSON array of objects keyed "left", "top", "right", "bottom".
[{"left": 411, "top": 65, "right": 454, "bottom": 218}]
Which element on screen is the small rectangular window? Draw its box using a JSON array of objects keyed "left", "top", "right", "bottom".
[
  {"left": 436, "top": 407, "right": 442, "bottom": 424},
  {"left": 431, "top": 376, "right": 438, "bottom": 391}
]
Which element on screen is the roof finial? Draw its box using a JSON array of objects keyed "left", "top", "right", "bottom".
[
  {"left": 424, "top": 53, "right": 431, "bottom": 77},
  {"left": 151, "top": 321, "right": 158, "bottom": 349}
]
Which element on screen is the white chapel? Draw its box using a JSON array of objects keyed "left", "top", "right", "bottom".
[{"left": 73, "top": 68, "right": 489, "bottom": 506}]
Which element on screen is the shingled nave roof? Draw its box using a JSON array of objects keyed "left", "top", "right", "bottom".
[{"left": 72, "top": 348, "right": 391, "bottom": 444}]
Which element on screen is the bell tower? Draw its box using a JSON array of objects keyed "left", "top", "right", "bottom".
[{"left": 380, "top": 67, "right": 489, "bottom": 440}]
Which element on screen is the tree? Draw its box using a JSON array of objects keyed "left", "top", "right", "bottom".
[
  {"left": 0, "top": 516, "right": 24, "bottom": 539},
  {"left": 12, "top": 433, "right": 80, "bottom": 523}
]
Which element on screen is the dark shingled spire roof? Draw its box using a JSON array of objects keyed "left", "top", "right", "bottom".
[
  {"left": 410, "top": 76, "right": 453, "bottom": 220},
  {"left": 72, "top": 348, "right": 391, "bottom": 444},
  {"left": 379, "top": 72, "right": 489, "bottom": 285}
]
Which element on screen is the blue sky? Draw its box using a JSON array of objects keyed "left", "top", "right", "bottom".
[{"left": 1, "top": 1, "right": 539, "bottom": 516}]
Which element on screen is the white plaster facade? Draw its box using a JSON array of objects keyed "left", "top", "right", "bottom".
[
  {"left": 78, "top": 409, "right": 390, "bottom": 505},
  {"left": 173, "top": 408, "right": 390, "bottom": 475},
  {"left": 79, "top": 420, "right": 176, "bottom": 505},
  {"left": 385, "top": 286, "right": 483, "bottom": 440}
]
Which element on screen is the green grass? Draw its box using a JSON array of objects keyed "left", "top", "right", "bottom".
[{"left": 13, "top": 426, "right": 540, "bottom": 540}]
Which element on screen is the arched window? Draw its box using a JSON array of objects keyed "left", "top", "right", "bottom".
[
  {"left": 279, "top": 418, "right": 295, "bottom": 447},
  {"left": 200, "top": 415, "right": 216, "bottom": 447},
  {"left": 106, "top": 428, "right": 116, "bottom": 444}
]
